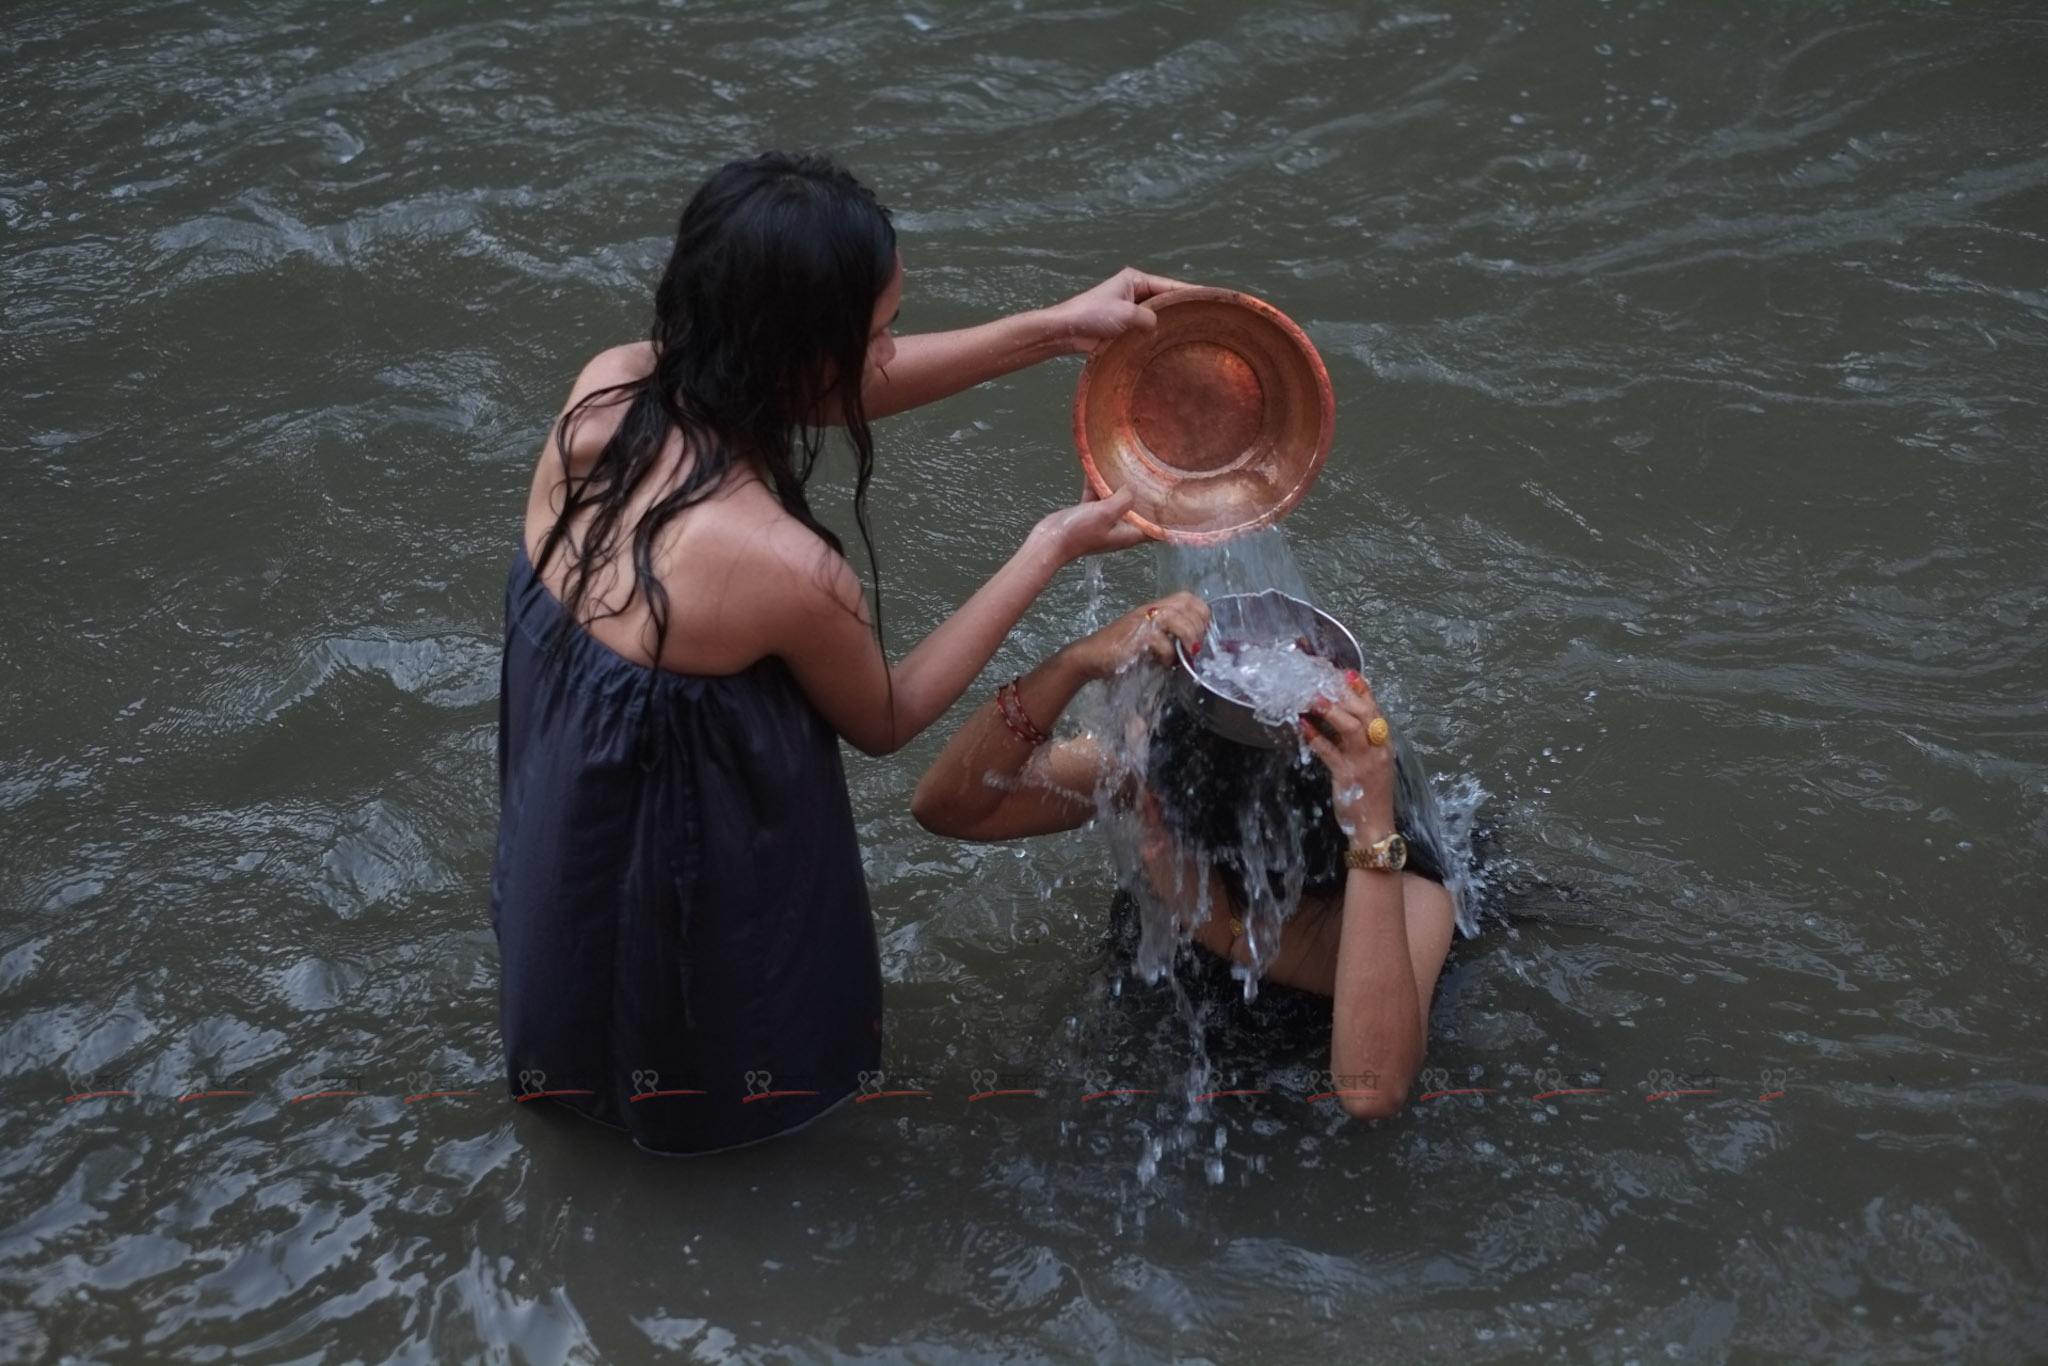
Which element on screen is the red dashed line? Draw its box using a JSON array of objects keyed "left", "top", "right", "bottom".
[{"left": 67, "top": 1082, "right": 1802, "bottom": 1112}]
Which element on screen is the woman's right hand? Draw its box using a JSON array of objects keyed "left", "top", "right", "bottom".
[
  {"left": 1300, "top": 673, "right": 1399, "bottom": 841},
  {"left": 1059, "top": 591, "right": 1210, "bottom": 682},
  {"left": 1039, "top": 267, "right": 1193, "bottom": 356}
]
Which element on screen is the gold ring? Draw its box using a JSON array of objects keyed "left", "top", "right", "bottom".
[
  {"left": 1366, "top": 717, "right": 1390, "bottom": 746},
  {"left": 1145, "top": 607, "right": 1159, "bottom": 623}
]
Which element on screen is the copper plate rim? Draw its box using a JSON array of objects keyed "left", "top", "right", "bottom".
[{"left": 1073, "top": 286, "right": 1335, "bottom": 545}]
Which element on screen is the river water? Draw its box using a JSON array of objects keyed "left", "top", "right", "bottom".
[{"left": 5, "top": 2, "right": 2046, "bottom": 1361}]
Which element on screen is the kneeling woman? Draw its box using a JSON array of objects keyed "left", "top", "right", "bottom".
[{"left": 911, "top": 594, "right": 1460, "bottom": 1119}]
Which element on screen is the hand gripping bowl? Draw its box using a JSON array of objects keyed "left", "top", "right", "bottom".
[
  {"left": 1074, "top": 287, "right": 1335, "bottom": 544},
  {"left": 1172, "top": 591, "right": 1364, "bottom": 750}
]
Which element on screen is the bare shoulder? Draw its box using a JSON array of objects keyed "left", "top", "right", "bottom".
[
  {"left": 731, "top": 493, "right": 865, "bottom": 618},
  {"left": 572, "top": 342, "right": 655, "bottom": 400},
  {"left": 554, "top": 343, "right": 657, "bottom": 466}
]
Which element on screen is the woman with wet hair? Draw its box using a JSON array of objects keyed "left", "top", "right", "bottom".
[
  {"left": 492, "top": 151, "right": 1183, "bottom": 1153},
  {"left": 911, "top": 594, "right": 1461, "bottom": 1119}
]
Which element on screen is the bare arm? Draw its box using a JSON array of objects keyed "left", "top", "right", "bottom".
[
  {"left": 1326, "top": 865, "right": 1428, "bottom": 1120},
  {"left": 753, "top": 489, "right": 1166, "bottom": 756},
  {"left": 911, "top": 593, "right": 1210, "bottom": 838},
  {"left": 863, "top": 268, "right": 1190, "bottom": 419},
  {"left": 1300, "top": 680, "right": 1454, "bottom": 1120}
]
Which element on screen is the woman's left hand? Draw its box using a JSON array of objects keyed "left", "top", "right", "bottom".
[
  {"left": 1042, "top": 267, "right": 1193, "bottom": 355},
  {"left": 1299, "top": 673, "right": 1398, "bottom": 841}
]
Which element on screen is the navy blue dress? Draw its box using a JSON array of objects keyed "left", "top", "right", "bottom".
[{"left": 489, "top": 543, "right": 881, "bottom": 1154}]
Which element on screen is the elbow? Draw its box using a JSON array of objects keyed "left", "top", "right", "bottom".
[
  {"left": 848, "top": 720, "right": 914, "bottom": 760},
  {"left": 909, "top": 785, "right": 949, "bottom": 836},
  {"left": 910, "top": 776, "right": 972, "bottom": 839},
  {"left": 1339, "top": 1088, "right": 1408, "bottom": 1123},
  {"left": 1333, "top": 1047, "right": 1426, "bottom": 1122}
]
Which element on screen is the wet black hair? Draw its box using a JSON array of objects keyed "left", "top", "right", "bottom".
[
  {"left": 535, "top": 150, "right": 898, "bottom": 665},
  {"left": 1146, "top": 694, "right": 1446, "bottom": 913}
]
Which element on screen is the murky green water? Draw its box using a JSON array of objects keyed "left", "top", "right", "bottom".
[{"left": 5, "top": 2, "right": 2047, "bottom": 1360}]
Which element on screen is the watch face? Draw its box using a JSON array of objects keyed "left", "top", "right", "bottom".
[{"left": 1382, "top": 834, "right": 1408, "bottom": 871}]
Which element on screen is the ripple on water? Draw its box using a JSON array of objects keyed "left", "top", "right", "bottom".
[
  {"left": 4, "top": 0, "right": 2046, "bottom": 1360},
  {"left": 315, "top": 797, "right": 451, "bottom": 918},
  {"left": 261, "top": 633, "right": 499, "bottom": 721},
  {"left": 275, "top": 955, "right": 368, "bottom": 1013}
]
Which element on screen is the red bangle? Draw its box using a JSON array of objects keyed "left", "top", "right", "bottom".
[{"left": 996, "top": 677, "right": 1049, "bottom": 747}]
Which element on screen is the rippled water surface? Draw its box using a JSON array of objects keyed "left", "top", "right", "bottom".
[{"left": 5, "top": 2, "right": 2047, "bottom": 1361}]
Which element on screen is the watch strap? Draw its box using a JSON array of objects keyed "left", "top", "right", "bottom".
[{"left": 1344, "top": 833, "right": 1407, "bottom": 873}]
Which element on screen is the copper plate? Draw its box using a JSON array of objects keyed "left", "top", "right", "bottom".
[{"left": 1073, "top": 286, "right": 1334, "bottom": 544}]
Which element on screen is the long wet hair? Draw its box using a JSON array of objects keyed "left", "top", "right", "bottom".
[
  {"left": 1146, "top": 693, "right": 1447, "bottom": 909},
  {"left": 535, "top": 151, "right": 898, "bottom": 665}
]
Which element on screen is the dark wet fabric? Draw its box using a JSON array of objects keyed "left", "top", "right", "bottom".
[
  {"left": 489, "top": 543, "right": 880, "bottom": 1155},
  {"left": 1122, "top": 695, "right": 1461, "bottom": 1040},
  {"left": 1105, "top": 889, "right": 1331, "bottom": 1022},
  {"left": 1094, "top": 880, "right": 1483, "bottom": 1107}
]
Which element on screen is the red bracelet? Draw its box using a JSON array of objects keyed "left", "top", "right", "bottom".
[{"left": 996, "top": 677, "right": 1050, "bottom": 747}]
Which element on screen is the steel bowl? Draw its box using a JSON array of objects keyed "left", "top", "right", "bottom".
[
  {"left": 1074, "top": 287, "right": 1335, "bottom": 545},
  {"left": 1171, "top": 590, "right": 1364, "bottom": 749}
]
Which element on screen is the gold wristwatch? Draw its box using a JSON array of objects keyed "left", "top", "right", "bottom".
[{"left": 1344, "top": 833, "right": 1408, "bottom": 874}]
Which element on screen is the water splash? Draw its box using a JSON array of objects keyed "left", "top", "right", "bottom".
[
  {"left": 1156, "top": 526, "right": 1311, "bottom": 604},
  {"left": 1422, "top": 771, "right": 1487, "bottom": 940},
  {"left": 1079, "top": 556, "right": 1107, "bottom": 635},
  {"left": 1070, "top": 660, "right": 1188, "bottom": 984},
  {"left": 1079, "top": 525, "right": 1488, "bottom": 1181},
  {"left": 1192, "top": 637, "right": 1349, "bottom": 727}
]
